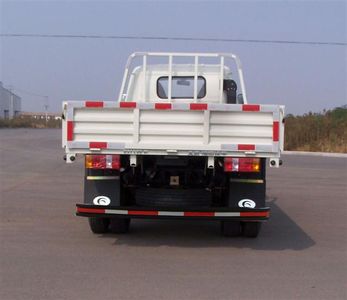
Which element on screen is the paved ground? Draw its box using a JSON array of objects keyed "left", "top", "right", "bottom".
[{"left": 1, "top": 129, "right": 346, "bottom": 300}]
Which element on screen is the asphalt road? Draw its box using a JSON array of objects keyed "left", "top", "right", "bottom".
[{"left": 1, "top": 129, "right": 346, "bottom": 300}]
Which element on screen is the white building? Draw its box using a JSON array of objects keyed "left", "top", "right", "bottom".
[
  {"left": 20, "top": 112, "right": 62, "bottom": 120},
  {"left": 0, "top": 82, "right": 21, "bottom": 119}
]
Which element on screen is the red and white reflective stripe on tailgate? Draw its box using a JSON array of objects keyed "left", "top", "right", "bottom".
[
  {"left": 242, "top": 104, "right": 260, "bottom": 111},
  {"left": 67, "top": 121, "right": 74, "bottom": 141},
  {"left": 89, "top": 142, "right": 107, "bottom": 149},
  {"left": 273, "top": 121, "right": 279, "bottom": 142},
  {"left": 237, "top": 144, "right": 255, "bottom": 151},
  {"left": 120, "top": 102, "right": 137, "bottom": 108},
  {"left": 85, "top": 101, "right": 104, "bottom": 107},
  {"left": 76, "top": 207, "right": 269, "bottom": 217},
  {"left": 80, "top": 101, "right": 267, "bottom": 112}
]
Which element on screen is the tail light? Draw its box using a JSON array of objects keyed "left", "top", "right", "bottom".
[
  {"left": 224, "top": 157, "right": 261, "bottom": 172},
  {"left": 85, "top": 154, "right": 120, "bottom": 170}
]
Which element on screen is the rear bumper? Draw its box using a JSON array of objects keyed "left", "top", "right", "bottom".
[{"left": 76, "top": 204, "right": 270, "bottom": 221}]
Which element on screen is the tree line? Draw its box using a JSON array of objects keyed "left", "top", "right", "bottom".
[
  {"left": 0, "top": 115, "right": 61, "bottom": 129},
  {"left": 284, "top": 106, "right": 347, "bottom": 153}
]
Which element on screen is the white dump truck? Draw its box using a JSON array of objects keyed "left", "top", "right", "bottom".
[{"left": 62, "top": 52, "right": 284, "bottom": 237}]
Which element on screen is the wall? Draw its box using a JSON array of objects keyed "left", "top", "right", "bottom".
[{"left": 0, "top": 82, "right": 21, "bottom": 119}]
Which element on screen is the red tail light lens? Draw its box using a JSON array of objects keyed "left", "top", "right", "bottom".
[
  {"left": 85, "top": 155, "right": 120, "bottom": 170},
  {"left": 224, "top": 157, "right": 260, "bottom": 172},
  {"left": 224, "top": 157, "right": 235, "bottom": 172}
]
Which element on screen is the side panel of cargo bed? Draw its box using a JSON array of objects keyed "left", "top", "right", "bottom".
[{"left": 62, "top": 101, "right": 284, "bottom": 160}]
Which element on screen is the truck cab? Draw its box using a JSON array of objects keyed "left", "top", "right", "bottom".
[{"left": 124, "top": 64, "right": 239, "bottom": 104}]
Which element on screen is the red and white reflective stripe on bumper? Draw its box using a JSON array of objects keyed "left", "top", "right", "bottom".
[{"left": 76, "top": 206, "right": 270, "bottom": 218}]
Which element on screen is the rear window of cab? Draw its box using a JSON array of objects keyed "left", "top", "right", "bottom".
[{"left": 157, "top": 76, "right": 206, "bottom": 99}]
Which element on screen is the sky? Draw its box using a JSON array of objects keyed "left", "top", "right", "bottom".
[{"left": 0, "top": 0, "right": 346, "bottom": 115}]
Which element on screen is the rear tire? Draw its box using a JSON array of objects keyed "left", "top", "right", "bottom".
[
  {"left": 88, "top": 217, "right": 110, "bottom": 234},
  {"left": 242, "top": 222, "right": 262, "bottom": 238},
  {"left": 221, "top": 221, "right": 241, "bottom": 237},
  {"left": 109, "top": 218, "right": 130, "bottom": 234}
]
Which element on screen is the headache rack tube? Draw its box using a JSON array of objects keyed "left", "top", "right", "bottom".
[{"left": 118, "top": 52, "right": 248, "bottom": 104}]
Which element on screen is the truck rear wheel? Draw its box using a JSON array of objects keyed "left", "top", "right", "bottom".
[
  {"left": 242, "top": 222, "right": 262, "bottom": 238},
  {"left": 221, "top": 221, "right": 241, "bottom": 237},
  {"left": 88, "top": 217, "right": 110, "bottom": 234},
  {"left": 109, "top": 218, "right": 130, "bottom": 234}
]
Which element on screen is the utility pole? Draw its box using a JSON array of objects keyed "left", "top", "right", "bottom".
[
  {"left": 8, "top": 85, "right": 14, "bottom": 119},
  {"left": 44, "top": 96, "right": 49, "bottom": 125}
]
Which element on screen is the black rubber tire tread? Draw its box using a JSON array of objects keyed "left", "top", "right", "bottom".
[
  {"left": 88, "top": 217, "right": 110, "bottom": 234},
  {"left": 221, "top": 221, "right": 241, "bottom": 237},
  {"left": 109, "top": 218, "right": 130, "bottom": 234},
  {"left": 135, "top": 188, "right": 211, "bottom": 208},
  {"left": 242, "top": 222, "right": 262, "bottom": 238}
]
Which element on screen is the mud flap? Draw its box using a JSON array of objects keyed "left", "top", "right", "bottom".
[
  {"left": 227, "top": 179, "right": 266, "bottom": 209},
  {"left": 84, "top": 177, "right": 121, "bottom": 206}
]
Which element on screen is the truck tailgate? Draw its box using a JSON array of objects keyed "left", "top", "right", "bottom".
[{"left": 62, "top": 101, "right": 284, "bottom": 160}]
